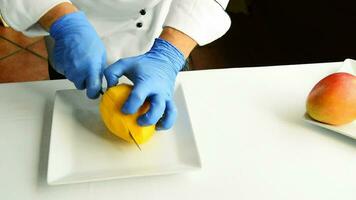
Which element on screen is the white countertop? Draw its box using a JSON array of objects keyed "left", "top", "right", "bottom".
[{"left": 0, "top": 62, "right": 355, "bottom": 200}]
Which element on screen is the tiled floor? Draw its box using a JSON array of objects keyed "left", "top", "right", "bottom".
[{"left": 0, "top": 26, "right": 49, "bottom": 83}]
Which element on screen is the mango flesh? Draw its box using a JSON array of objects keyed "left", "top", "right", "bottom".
[
  {"left": 99, "top": 84, "right": 155, "bottom": 144},
  {"left": 306, "top": 72, "right": 356, "bottom": 125}
]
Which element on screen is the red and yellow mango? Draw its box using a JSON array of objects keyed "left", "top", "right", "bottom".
[{"left": 306, "top": 72, "right": 356, "bottom": 125}]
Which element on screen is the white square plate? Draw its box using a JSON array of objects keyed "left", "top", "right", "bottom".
[
  {"left": 47, "top": 84, "right": 201, "bottom": 185},
  {"left": 303, "top": 114, "right": 356, "bottom": 139},
  {"left": 303, "top": 59, "right": 356, "bottom": 140}
]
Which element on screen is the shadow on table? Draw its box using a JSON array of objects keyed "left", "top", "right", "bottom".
[{"left": 275, "top": 107, "right": 356, "bottom": 148}]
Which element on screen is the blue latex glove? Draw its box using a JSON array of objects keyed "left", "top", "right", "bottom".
[
  {"left": 104, "top": 38, "right": 185, "bottom": 130},
  {"left": 50, "top": 11, "right": 106, "bottom": 99}
]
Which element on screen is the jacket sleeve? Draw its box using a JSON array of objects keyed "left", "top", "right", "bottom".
[
  {"left": 0, "top": 0, "right": 70, "bottom": 36},
  {"left": 163, "top": 0, "right": 231, "bottom": 46}
]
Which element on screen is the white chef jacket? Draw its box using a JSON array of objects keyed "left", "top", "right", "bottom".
[{"left": 0, "top": 0, "right": 231, "bottom": 65}]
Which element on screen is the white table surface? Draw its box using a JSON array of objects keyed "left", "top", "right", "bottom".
[{"left": 0, "top": 62, "right": 355, "bottom": 200}]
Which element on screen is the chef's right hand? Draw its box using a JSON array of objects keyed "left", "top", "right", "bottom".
[{"left": 49, "top": 11, "right": 106, "bottom": 99}]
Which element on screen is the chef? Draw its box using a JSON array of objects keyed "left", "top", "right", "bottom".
[{"left": 0, "top": 0, "right": 231, "bottom": 129}]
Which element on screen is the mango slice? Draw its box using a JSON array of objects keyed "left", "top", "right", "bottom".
[{"left": 99, "top": 84, "right": 155, "bottom": 144}]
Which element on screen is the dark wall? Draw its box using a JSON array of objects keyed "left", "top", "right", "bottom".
[{"left": 190, "top": 0, "right": 356, "bottom": 69}]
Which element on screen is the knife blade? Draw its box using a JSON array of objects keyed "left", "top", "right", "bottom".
[{"left": 128, "top": 130, "right": 142, "bottom": 151}]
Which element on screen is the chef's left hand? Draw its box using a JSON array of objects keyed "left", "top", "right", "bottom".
[{"left": 104, "top": 38, "right": 185, "bottom": 130}]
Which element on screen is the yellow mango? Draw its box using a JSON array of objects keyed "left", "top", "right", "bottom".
[{"left": 99, "top": 84, "right": 155, "bottom": 144}]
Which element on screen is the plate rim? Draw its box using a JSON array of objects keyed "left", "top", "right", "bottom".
[{"left": 303, "top": 113, "right": 356, "bottom": 140}]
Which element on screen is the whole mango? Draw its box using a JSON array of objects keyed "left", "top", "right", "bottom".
[
  {"left": 306, "top": 72, "right": 356, "bottom": 125},
  {"left": 99, "top": 84, "right": 155, "bottom": 144}
]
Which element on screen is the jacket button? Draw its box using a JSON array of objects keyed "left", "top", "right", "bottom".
[
  {"left": 140, "top": 9, "right": 146, "bottom": 15},
  {"left": 136, "top": 22, "right": 143, "bottom": 28}
]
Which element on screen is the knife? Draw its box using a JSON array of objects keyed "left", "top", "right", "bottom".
[{"left": 128, "top": 130, "right": 142, "bottom": 151}]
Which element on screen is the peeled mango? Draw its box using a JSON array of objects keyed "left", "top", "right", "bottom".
[{"left": 99, "top": 84, "right": 155, "bottom": 144}]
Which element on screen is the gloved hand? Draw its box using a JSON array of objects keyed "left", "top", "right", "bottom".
[
  {"left": 49, "top": 11, "right": 106, "bottom": 99},
  {"left": 104, "top": 38, "right": 185, "bottom": 130}
]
